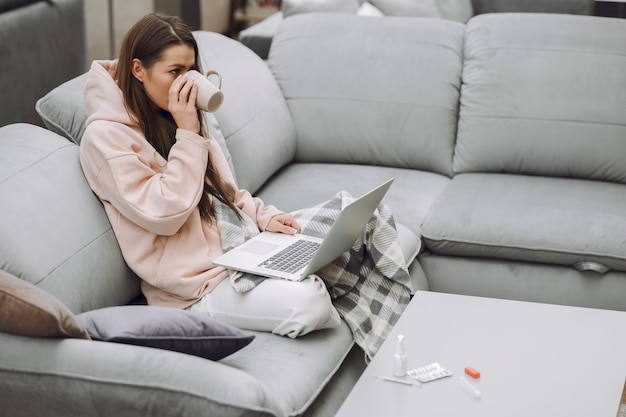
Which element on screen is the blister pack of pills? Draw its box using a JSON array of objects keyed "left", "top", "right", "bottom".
[{"left": 407, "top": 362, "right": 452, "bottom": 383}]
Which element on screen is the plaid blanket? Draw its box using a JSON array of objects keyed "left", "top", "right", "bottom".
[{"left": 215, "top": 192, "right": 412, "bottom": 359}]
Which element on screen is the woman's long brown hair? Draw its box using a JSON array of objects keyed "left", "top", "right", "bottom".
[{"left": 115, "top": 13, "right": 239, "bottom": 223}]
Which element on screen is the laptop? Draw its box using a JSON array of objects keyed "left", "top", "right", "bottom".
[{"left": 213, "top": 178, "right": 394, "bottom": 281}]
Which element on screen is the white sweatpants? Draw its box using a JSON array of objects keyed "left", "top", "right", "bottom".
[{"left": 187, "top": 275, "right": 341, "bottom": 338}]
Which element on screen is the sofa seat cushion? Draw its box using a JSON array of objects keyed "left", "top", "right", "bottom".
[
  {"left": 255, "top": 162, "right": 450, "bottom": 237},
  {"left": 220, "top": 323, "right": 356, "bottom": 416},
  {"left": 422, "top": 173, "right": 626, "bottom": 273},
  {"left": 255, "top": 163, "right": 449, "bottom": 292},
  {"left": 0, "top": 320, "right": 355, "bottom": 417}
]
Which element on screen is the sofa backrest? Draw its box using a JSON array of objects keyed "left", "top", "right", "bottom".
[
  {"left": 269, "top": 13, "right": 465, "bottom": 177},
  {"left": 455, "top": 13, "right": 626, "bottom": 183},
  {"left": 36, "top": 73, "right": 89, "bottom": 144},
  {"left": 0, "top": 124, "right": 140, "bottom": 313},
  {"left": 194, "top": 32, "right": 297, "bottom": 194}
]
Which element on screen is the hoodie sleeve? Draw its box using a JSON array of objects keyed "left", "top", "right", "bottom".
[{"left": 81, "top": 122, "right": 211, "bottom": 236}]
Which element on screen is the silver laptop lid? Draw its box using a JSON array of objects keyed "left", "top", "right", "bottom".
[{"left": 299, "top": 178, "right": 394, "bottom": 277}]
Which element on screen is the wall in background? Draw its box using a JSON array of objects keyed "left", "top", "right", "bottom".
[{"left": 84, "top": 0, "right": 231, "bottom": 66}]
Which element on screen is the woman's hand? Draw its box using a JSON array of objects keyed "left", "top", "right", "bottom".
[
  {"left": 266, "top": 213, "right": 301, "bottom": 235},
  {"left": 169, "top": 75, "right": 200, "bottom": 134}
]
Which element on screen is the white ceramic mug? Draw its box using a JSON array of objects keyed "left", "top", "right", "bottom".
[{"left": 185, "top": 69, "right": 224, "bottom": 112}]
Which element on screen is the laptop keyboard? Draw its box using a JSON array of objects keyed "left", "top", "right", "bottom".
[{"left": 258, "top": 239, "right": 320, "bottom": 273}]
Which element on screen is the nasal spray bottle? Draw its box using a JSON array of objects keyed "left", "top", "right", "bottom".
[{"left": 393, "top": 334, "right": 408, "bottom": 377}]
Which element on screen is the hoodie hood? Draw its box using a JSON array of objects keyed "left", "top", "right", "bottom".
[{"left": 85, "top": 60, "right": 137, "bottom": 128}]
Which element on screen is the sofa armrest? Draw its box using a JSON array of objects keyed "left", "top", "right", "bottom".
[{"left": 0, "top": 332, "right": 280, "bottom": 417}]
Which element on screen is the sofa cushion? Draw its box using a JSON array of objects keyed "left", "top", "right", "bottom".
[
  {"left": 253, "top": 162, "right": 450, "bottom": 293},
  {"left": 0, "top": 320, "right": 357, "bottom": 417},
  {"left": 455, "top": 14, "right": 626, "bottom": 183},
  {"left": 254, "top": 162, "right": 449, "bottom": 236},
  {"left": 194, "top": 31, "right": 296, "bottom": 194},
  {"left": 0, "top": 330, "right": 283, "bottom": 417},
  {"left": 0, "top": 269, "right": 90, "bottom": 339},
  {"left": 422, "top": 173, "right": 626, "bottom": 273},
  {"left": 282, "top": 0, "right": 360, "bottom": 17},
  {"left": 76, "top": 305, "right": 254, "bottom": 360},
  {"left": 269, "top": 13, "right": 465, "bottom": 177},
  {"left": 0, "top": 124, "right": 140, "bottom": 312},
  {"left": 35, "top": 72, "right": 88, "bottom": 144}
]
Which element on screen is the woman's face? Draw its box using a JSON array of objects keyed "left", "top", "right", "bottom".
[{"left": 132, "top": 44, "right": 196, "bottom": 111}]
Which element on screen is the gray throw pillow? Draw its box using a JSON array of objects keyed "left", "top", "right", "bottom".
[
  {"left": 36, "top": 71, "right": 237, "bottom": 178},
  {"left": 282, "top": 0, "right": 360, "bottom": 17},
  {"left": 35, "top": 72, "right": 89, "bottom": 144},
  {"left": 77, "top": 305, "right": 255, "bottom": 360}
]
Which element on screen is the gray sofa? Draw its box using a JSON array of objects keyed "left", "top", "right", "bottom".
[
  {"left": 0, "top": 0, "right": 85, "bottom": 127},
  {"left": 2, "top": 10, "right": 626, "bottom": 417},
  {"left": 238, "top": 0, "right": 594, "bottom": 59}
]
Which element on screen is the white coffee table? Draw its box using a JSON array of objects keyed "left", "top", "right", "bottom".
[{"left": 336, "top": 291, "right": 626, "bottom": 417}]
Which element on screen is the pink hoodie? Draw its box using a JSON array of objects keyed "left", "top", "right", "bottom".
[{"left": 80, "top": 60, "right": 282, "bottom": 308}]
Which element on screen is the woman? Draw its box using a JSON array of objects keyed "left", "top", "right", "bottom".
[{"left": 79, "top": 13, "right": 340, "bottom": 338}]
